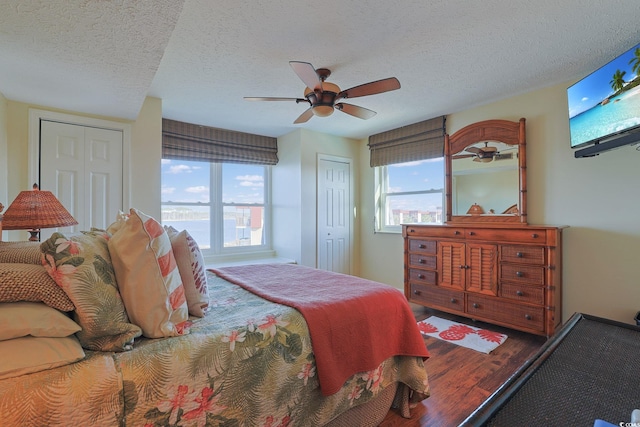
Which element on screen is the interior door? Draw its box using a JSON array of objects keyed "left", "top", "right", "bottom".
[
  {"left": 40, "top": 120, "right": 123, "bottom": 240},
  {"left": 317, "top": 156, "right": 351, "bottom": 274}
]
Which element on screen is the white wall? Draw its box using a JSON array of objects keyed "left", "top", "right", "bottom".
[
  {"left": 0, "top": 92, "right": 7, "bottom": 231},
  {"left": 273, "top": 128, "right": 361, "bottom": 273},
  {"left": 359, "top": 82, "right": 640, "bottom": 325}
]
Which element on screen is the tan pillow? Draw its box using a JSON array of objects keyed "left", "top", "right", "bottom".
[
  {"left": 108, "top": 209, "right": 190, "bottom": 338},
  {"left": 40, "top": 231, "right": 142, "bottom": 351},
  {"left": 106, "top": 210, "right": 129, "bottom": 235},
  {"left": 0, "top": 335, "right": 85, "bottom": 380},
  {"left": 0, "top": 241, "right": 43, "bottom": 264},
  {"left": 166, "top": 227, "right": 210, "bottom": 317},
  {"left": 0, "top": 263, "right": 75, "bottom": 311},
  {"left": 0, "top": 301, "right": 81, "bottom": 341}
]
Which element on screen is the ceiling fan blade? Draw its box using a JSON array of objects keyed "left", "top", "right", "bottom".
[
  {"left": 465, "top": 146, "right": 481, "bottom": 154},
  {"left": 289, "top": 61, "right": 322, "bottom": 90},
  {"left": 453, "top": 154, "right": 477, "bottom": 159},
  {"left": 244, "top": 97, "right": 304, "bottom": 102},
  {"left": 293, "top": 107, "right": 314, "bottom": 124},
  {"left": 335, "top": 103, "right": 376, "bottom": 120},
  {"left": 473, "top": 156, "right": 493, "bottom": 163},
  {"left": 338, "top": 77, "right": 400, "bottom": 99}
]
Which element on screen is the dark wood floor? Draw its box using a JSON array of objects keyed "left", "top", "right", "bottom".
[{"left": 380, "top": 304, "right": 547, "bottom": 427}]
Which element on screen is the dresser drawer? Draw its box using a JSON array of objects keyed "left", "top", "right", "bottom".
[
  {"left": 409, "top": 283, "right": 464, "bottom": 312},
  {"left": 500, "top": 282, "right": 544, "bottom": 305},
  {"left": 501, "top": 264, "right": 545, "bottom": 286},
  {"left": 405, "top": 226, "right": 465, "bottom": 239},
  {"left": 465, "top": 228, "right": 547, "bottom": 244},
  {"left": 409, "top": 253, "right": 437, "bottom": 269},
  {"left": 409, "top": 239, "right": 436, "bottom": 254},
  {"left": 408, "top": 268, "right": 436, "bottom": 285},
  {"left": 467, "top": 294, "right": 545, "bottom": 332},
  {"left": 501, "top": 245, "right": 545, "bottom": 265}
]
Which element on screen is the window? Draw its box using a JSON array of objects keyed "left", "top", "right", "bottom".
[
  {"left": 374, "top": 158, "right": 444, "bottom": 232},
  {"left": 161, "top": 159, "right": 270, "bottom": 259}
]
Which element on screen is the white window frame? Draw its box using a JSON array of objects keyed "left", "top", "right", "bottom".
[
  {"left": 161, "top": 161, "right": 273, "bottom": 263},
  {"left": 374, "top": 162, "right": 444, "bottom": 233}
]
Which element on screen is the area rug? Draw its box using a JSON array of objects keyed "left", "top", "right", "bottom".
[{"left": 417, "top": 316, "right": 507, "bottom": 354}]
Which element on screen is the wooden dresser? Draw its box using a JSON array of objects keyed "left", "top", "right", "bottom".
[{"left": 403, "top": 224, "right": 564, "bottom": 336}]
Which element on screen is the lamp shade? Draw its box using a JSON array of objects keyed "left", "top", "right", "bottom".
[{"left": 2, "top": 186, "right": 78, "bottom": 231}]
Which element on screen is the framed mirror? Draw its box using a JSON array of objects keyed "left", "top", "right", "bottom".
[{"left": 445, "top": 118, "right": 527, "bottom": 224}]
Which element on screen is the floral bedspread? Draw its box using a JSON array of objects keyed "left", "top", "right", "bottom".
[{"left": 0, "top": 271, "right": 430, "bottom": 426}]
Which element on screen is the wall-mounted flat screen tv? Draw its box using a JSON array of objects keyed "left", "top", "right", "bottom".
[{"left": 568, "top": 42, "right": 640, "bottom": 151}]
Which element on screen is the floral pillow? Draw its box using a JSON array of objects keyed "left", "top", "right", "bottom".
[
  {"left": 108, "top": 209, "right": 190, "bottom": 338},
  {"left": 165, "top": 227, "right": 210, "bottom": 317},
  {"left": 40, "top": 231, "right": 142, "bottom": 351}
]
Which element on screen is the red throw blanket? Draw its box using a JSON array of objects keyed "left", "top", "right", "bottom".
[{"left": 211, "top": 263, "right": 429, "bottom": 396}]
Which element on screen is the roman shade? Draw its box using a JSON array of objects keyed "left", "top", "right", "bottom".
[
  {"left": 367, "top": 116, "right": 446, "bottom": 167},
  {"left": 162, "top": 119, "right": 278, "bottom": 165}
]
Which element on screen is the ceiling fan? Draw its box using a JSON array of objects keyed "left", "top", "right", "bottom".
[
  {"left": 453, "top": 142, "right": 515, "bottom": 163},
  {"left": 244, "top": 61, "right": 401, "bottom": 124}
]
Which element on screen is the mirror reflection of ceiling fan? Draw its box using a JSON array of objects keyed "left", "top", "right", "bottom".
[
  {"left": 453, "top": 142, "right": 517, "bottom": 163},
  {"left": 244, "top": 61, "right": 401, "bottom": 124}
]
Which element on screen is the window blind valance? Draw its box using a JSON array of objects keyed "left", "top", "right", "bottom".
[
  {"left": 162, "top": 119, "right": 278, "bottom": 165},
  {"left": 367, "top": 116, "right": 446, "bottom": 167}
]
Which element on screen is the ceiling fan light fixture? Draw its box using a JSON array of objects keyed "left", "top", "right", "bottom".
[{"left": 312, "top": 105, "right": 334, "bottom": 117}]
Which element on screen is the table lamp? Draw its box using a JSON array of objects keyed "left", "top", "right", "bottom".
[{"left": 2, "top": 184, "right": 78, "bottom": 241}]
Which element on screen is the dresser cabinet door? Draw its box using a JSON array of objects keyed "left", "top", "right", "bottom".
[
  {"left": 466, "top": 243, "right": 498, "bottom": 296},
  {"left": 438, "top": 241, "right": 465, "bottom": 290}
]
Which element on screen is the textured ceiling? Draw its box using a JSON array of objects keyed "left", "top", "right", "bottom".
[{"left": 1, "top": 0, "right": 639, "bottom": 139}]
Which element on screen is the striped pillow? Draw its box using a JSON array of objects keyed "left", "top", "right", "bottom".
[{"left": 108, "top": 209, "right": 190, "bottom": 338}]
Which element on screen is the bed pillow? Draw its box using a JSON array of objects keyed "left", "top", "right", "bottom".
[
  {"left": 106, "top": 210, "right": 129, "bottom": 236},
  {"left": 108, "top": 208, "right": 190, "bottom": 338},
  {"left": 40, "top": 231, "right": 142, "bottom": 351},
  {"left": 165, "top": 227, "right": 209, "bottom": 317},
  {"left": 0, "top": 301, "right": 81, "bottom": 341},
  {"left": 0, "top": 241, "right": 42, "bottom": 264},
  {"left": 0, "top": 335, "right": 85, "bottom": 380},
  {"left": 0, "top": 263, "right": 75, "bottom": 311}
]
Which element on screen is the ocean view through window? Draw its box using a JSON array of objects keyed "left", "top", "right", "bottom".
[
  {"left": 161, "top": 159, "right": 270, "bottom": 257},
  {"left": 374, "top": 158, "right": 444, "bottom": 232}
]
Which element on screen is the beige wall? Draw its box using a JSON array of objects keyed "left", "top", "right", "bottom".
[{"left": 359, "top": 82, "right": 640, "bottom": 325}]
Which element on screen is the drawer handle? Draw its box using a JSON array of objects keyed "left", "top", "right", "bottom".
[
  {"left": 516, "top": 252, "right": 523, "bottom": 258},
  {"left": 472, "top": 303, "right": 479, "bottom": 309},
  {"left": 515, "top": 290, "right": 524, "bottom": 296},
  {"left": 468, "top": 231, "right": 475, "bottom": 236},
  {"left": 418, "top": 244, "right": 426, "bottom": 249},
  {"left": 524, "top": 314, "right": 532, "bottom": 320},
  {"left": 413, "top": 290, "right": 421, "bottom": 295},
  {"left": 531, "top": 233, "right": 538, "bottom": 238},
  {"left": 516, "top": 271, "right": 524, "bottom": 277},
  {"left": 418, "top": 259, "right": 426, "bottom": 264},
  {"left": 450, "top": 298, "right": 457, "bottom": 303},
  {"left": 409, "top": 229, "right": 415, "bottom": 233},
  {"left": 418, "top": 274, "right": 425, "bottom": 279},
  {"left": 454, "top": 230, "right": 460, "bottom": 235}
]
